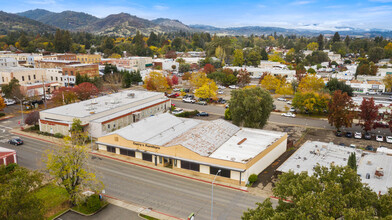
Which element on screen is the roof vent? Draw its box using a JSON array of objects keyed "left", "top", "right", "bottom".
[
  {"left": 366, "top": 173, "right": 371, "bottom": 179},
  {"left": 127, "top": 93, "right": 135, "bottom": 98},
  {"left": 367, "top": 160, "right": 372, "bottom": 165},
  {"left": 297, "top": 164, "right": 300, "bottom": 168}
]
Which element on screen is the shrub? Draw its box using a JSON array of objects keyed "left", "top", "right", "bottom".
[
  {"left": 176, "top": 110, "right": 199, "bottom": 118},
  {"left": 248, "top": 174, "right": 258, "bottom": 186},
  {"left": 0, "top": 113, "right": 5, "bottom": 117},
  {"left": 54, "top": 133, "right": 64, "bottom": 138},
  {"left": 224, "top": 108, "right": 231, "bottom": 120},
  {"left": 85, "top": 194, "right": 101, "bottom": 212}
]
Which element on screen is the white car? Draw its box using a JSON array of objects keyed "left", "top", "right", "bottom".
[
  {"left": 182, "top": 98, "right": 196, "bottom": 103},
  {"left": 287, "top": 100, "right": 292, "bottom": 105},
  {"left": 228, "top": 85, "right": 239, "bottom": 89},
  {"left": 172, "top": 108, "right": 184, "bottom": 115},
  {"left": 173, "top": 88, "right": 180, "bottom": 92},
  {"left": 5, "top": 99, "right": 16, "bottom": 106},
  {"left": 218, "top": 90, "right": 224, "bottom": 94},
  {"left": 386, "top": 136, "right": 392, "bottom": 143},
  {"left": 277, "top": 97, "right": 287, "bottom": 101},
  {"left": 281, "top": 112, "right": 296, "bottom": 118},
  {"left": 289, "top": 107, "right": 296, "bottom": 112},
  {"left": 376, "top": 135, "right": 384, "bottom": 142},
  {"left": 354, "top": 132, "right": 362, "bottom": 139},
  {"left": 218, "top": 85, "right": 226, "bottom": 89}
]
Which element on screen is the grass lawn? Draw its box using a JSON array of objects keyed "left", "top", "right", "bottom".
[
  {"left": 33, "top": 184, "right": 70, "bottom": 219},
  {"left": 140, "top": 213, "right": 160, "bottom": 220}
]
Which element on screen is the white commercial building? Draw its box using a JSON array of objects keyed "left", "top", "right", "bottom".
[
  {"left": 277, "top": 141, "right": 392, "bottom": 194},
  {"left": 226, "top": 66, "right": 296, "bottom": 81},
  {"left": 96, "top": 113, "right": 288, "bottom": 186},
  {"left": 0, "top": 57, "right": 18, "bottom": 67},
  {"left": 39, "top": 90, "right": 171, "bottom": 138}
]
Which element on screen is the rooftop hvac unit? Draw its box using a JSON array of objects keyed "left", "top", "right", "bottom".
[
  {"left": 366, "top": 173, "right": 370, "bottom": 179},
  {"left": 127, "top": 93, "right": 135, "bottom": 98}
]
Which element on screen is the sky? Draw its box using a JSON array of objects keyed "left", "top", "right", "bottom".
[{"left": 3, "top": 0, "right": 392, "bottom": 30}]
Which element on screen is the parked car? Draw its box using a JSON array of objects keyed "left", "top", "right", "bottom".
[
  {"left": 218, "top": 90, "right": 224, "bottom": 94},
  {"left": 5, "top": 99, "right": 16, "bottom": 106},
  {"left": 281, "top": 112, "right": 296, "bottom": 118},
  {"left": 197, "top": 112, "right": 209, "bottom": 117},
  {"left": 345, "top": 132, "right": 353, "bottom": 138},
  {"left": 182, "top": 97, "right": 196, "bottom": 103},
  {"left": 289, "top": 107, "right": 296, "bottom": 112},
  {"left": 366, "top": 91, "right": 377, "bottom": 95},
  {"left": 228, "top": 85, "right": 239, "bottom": 89},
  {"left": 354, "top": 132, "right": 362, "bottom": 139},
  {"left": 272, "top": 104, "right": 276, "bottom": 110},
  {"left": 172, "top": 108, "right": 184, "bottom": 115},
  {"left": 277, "top": 97, "right": 287, "bottom": 101},
  {"left": 287, "top": 100, "right": 292, "bottom": 105},
  {"left": 386, "top": 136, "right": 392, "bottom": 143},
  {"left": 365, "top": 145, "right": 375, "bottom": 151},
  {"left": 218, "top": 85, "right": 226, "bottom": 89},
  {"left": 218, "top": 98, "right": 226, "bottom": 104},
  {"left": 349, "top": 144, "right": 356, "bottom": 148},
  {"left": 225, "top": 104, "right": 229, "bottom": 109},
  {"left": 167, "top": 93, "right": 180, "bottom": 98},
  {"left": 8, "top": 137, "right": 23, "bottom": 145},
  {"left": 376, "top": 135, "right": 384, "bottom": 142},
  {"left": 173, "top": 88, "right": 180, "bottom": 92},
  {"left": 364, "top": 132, "right": 372, "bottom": 140},
  {"left": 335, "top": 130, "right": 343, "bottom": 137},
  {"left": 196, "top": 100, "right": 207, "bottom": 105},
  {"left": 339, "top": 143, "right": 346, "bottom": 146}
]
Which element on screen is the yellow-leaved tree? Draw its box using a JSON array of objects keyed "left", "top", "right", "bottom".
[
  {"left": 190, "top": 72, "right": 209, "bottom": 89},
  {"left": 195, "top": 79, "right": 218, "bottom": 99},
  {"left": 260, "top": 74, "right": 281, "bottom": 91},
  {"left": 144, "top": 71, "right": 169, "bottom": 92},
  {"left": 276, "top": 83, "right": 294, "bottom": 97},
  {"left": 307, "top": 42, "right": 319, "bottom": 51},
  {"left": 298, "top": 75, "right": 325, "bottom": 92}
]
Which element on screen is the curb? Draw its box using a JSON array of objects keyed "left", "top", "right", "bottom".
[
  {"left": 0, "top": 115, "right": 15, "bottom": 121},
  {"left": 104, "top": 194, "right": 183, "bottom": 220},
  {"left": 91, "top": 152, "right": 248, "bottom": 192},
  {"left": 11, "top": 129, "right": 249, "bottom": 193}
]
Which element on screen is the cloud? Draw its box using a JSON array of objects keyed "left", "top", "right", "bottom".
[
  {"left": 291, "top": 1, "right": 313, "bottom": 5},
  {"left": 153, "top": 5, "right": 169, "bottom": 11},
  {"left": 257, "top": 4, "right": 266, "bottom": 8},
  {"left": 25, "top": 0, "right": 56, "bottom": 4},
  {"left": 369, "top": 0, "right": 392, "bottom": 2}
]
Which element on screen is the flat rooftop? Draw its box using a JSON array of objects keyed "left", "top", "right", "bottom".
[
  {"left": 277, "top": 141, "right": 363, "bottom": 175},
  {"left": 41, "top": 90, "right": 167, "bottom": 118},
  {"left": 104, "top": 113, "right": 286, "bottom": 163},
  {"left": 357, "top": 153, "right": 392, "bottom": 195}
]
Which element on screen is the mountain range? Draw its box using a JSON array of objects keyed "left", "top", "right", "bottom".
[{"left": 0, "top": 9, "right": 390, "bottom": 37}]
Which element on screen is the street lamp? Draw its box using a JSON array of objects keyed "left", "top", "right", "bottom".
[
  {"left": 14, "top": 96, "right": 24, "bottom": 127},
  {"left": 211, "top": 169, "right": 221, "bottom": 220}
]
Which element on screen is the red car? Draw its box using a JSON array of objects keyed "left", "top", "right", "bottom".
[{"left": 167, "top": 93, "right": 180, "bottom": 98}]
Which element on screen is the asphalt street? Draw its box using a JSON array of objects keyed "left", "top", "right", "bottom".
[
  {"left": 172, "top": 100, "right": 392, "bottom": 135},
  {"left": 0, "top": 116, "right": 267, "bottom": 220}
]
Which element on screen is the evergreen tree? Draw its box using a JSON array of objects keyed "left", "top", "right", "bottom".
[
  {"left": 333, "top": 32, "right": 341, "bottom": 42},
  {"left": 260, "top": 48, "right": 268, "bottom": 60},
  {"left": 317, "top": 34, "right": 324, "bottom": 50},
  {"left": 348, "top": 152, "right": 357, "bottom": 171}
]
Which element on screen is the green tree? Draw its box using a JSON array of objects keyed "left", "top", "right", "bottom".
[
  {"left": 45, "top": 130, "right": 103, "bottom": 205},
  {"left": 1, "top": 78, "right": 23, "bottom": 100},
  {"left": 260, "top": 48, "right": 268, "bottom": 60},
  {"left": 179, "top": 63, "right": 190, "bottom": 73},
  {"left": 326, "top": 78, "right": 353, "bottom": 96},
  {"left": 233, "top": 49, "right": 244, "bottom": 66},
  {"left": 317, "top": 34, "right": 324, "bottom": 50},
  {"left": 246, "top": 50, "right": 262, "bottom": 66},
  {"left": 230, "top": 87, "right": 273, "bottom": 128},
  {"left": 242, "top": 165, "right": 381, "bottom": 219},
  {"left": 306, "top": 42, "right": 318, "bottom": 51},
  {"left": 332, "top": 32, "right": 341, "bottom": 42},
  {"left": 368, "top": 47, "right": 384, "bottom": 63},
  {"left": 0, "top": 164, "right": 44, "bottom": 220},
  {"left": 347, "top": 152, "right": 357, "bottom": 171}
]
